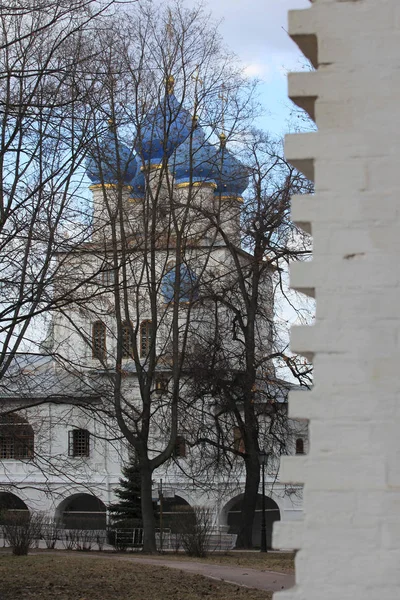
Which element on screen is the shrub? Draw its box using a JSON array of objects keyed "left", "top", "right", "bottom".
[
  {"left": 96, "top": 530, "right": 106, "bottom": 551},
  {"left": 62, "top": 528, "right": 78, "bottom": 550},
  {"left": 180, "top": 506, "right": 213, "bottom": 558},
  {"left": 2, "top": 511, "right": 43, "bottom": 555},
  {"left": 42, "top": 518, "right": 62, "bottom": 549},
  {"left": 75, "top": 529, "right": 94, "bottom": 551}
]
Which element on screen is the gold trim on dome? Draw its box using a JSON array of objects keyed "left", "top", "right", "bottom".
[
  {"left": 128, "top": 196, "right": 144, "bottom": 203},
  {"left": 175, "top": 181, "right": 217, "bottom": 190},
  {"left": 140, "top": 163, "right": 163, "bottom": 172},
  {"left": 89, "top": 183, "right": 133, "bottom": 191}
]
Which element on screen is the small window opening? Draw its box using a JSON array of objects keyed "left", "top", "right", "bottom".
[
  {"left": 140, "top": 320, "right": 152, "bottom": 358},
  {"left": 0, "top": 414, "right": 34, "bottom": 460},
  {"left": 69, "top": 429, "right": 90, "bottom": 457},
  {"left": 121, "top": 321, "right": 133, "bottom": 358},
  {"left": 173, "top": 435, "right": 186, "bottom": 458},
  {"left": 155, "top": 376, "right": 168, "bottom": 394},
  {"left": 92, "top": 321, "right": 106, "bottom": 360},
  {"left": 295, "top": 438, "right": 305, "bottom": 455}
]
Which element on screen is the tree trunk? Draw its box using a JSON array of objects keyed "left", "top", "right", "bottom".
[
  {"left": 140, "top": 466, "right": 157, "bottom": 553},
  {"left": 236, "top": 455, "right": 260, "bottom": 549}
]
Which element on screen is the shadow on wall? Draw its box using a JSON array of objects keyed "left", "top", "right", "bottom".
[
  {"left": 0, "top": 492, "right": 30, "bottom": 521},
  {"left": 55, "top": 493, "right": 107, "bottom": 530},
  {"left": 225, "top": 493, "right": 281, "bottom": 548}
]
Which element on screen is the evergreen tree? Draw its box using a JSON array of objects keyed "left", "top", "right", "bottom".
[{"left": 109, "top": 460, "right": 143, "bottom": 527}]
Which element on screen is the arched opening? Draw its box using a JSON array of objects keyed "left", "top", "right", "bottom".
[
  {"left": 56, "top": 493, "right": 106, "bottom": 530},
  {"left": 0, "top": 492, "right": 29, "bottom": 523},
  {"left": 225, "top": 493, "right": 281, "bottom": 549},
  {"left": 160, "top": 494, "right": 194, "bottom": 533}
]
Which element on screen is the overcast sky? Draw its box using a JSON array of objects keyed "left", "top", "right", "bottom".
[{"left": 184, "top": 0, "right": 311, "bottom": 135}]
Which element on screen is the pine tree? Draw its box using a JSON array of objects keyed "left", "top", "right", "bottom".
[{"left": 109, "top": 460, "right": 143, "bottom": 527}]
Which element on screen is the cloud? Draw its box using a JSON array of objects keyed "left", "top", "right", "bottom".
[
  {"left": 182, "top": 0, "right": 310, "bottom": 82},
  {"left": 243, "top": 63, "right": 271, "bottom": 80}
]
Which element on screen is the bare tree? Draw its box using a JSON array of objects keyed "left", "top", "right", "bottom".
[
  {"left": 0, "top": 1, "right": 313, "bottom": 556},
  {"left": 0, "top": 0, "right": 123, "bottom": 377},
  {"left": 46, "top": 1, "right": 259, "bottom": 553},
  {"left": 180, "top": 130, "right": 313, "bottom": 548}
]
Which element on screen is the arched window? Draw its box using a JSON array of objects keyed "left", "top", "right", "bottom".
[
  {"left": 0, "top": 414, "right": 34, "bottom": 460},
  {"left": 295, "top": 438, "right": 305, "bottom": 455},
  {"left": 161, "top": 264, "right": 199, "bottom": 304},
  {"left": 68, "top": 429, "right": 90, "bottom": 457},
  {"left": 92, "top": 321, "right": 106, "bottom": 359},
  {"left": 121, "top": 321, "right": 133, "bottom": 358},
  {"left": 140, "top": 320, "right": 152, "bottom": 358}
]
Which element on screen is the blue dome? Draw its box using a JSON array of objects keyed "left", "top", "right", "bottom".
[
  {"left": 172, "top": 125, "right": 217, "bottom": 185},
  {"left": 86, "top": 127, "right": 137, "bottom": 185},
  {"left": 129, "top": 157, "right": 146, "bottom": 199},
  {"left": 214, "top": 143, "right": 249, "bottom": 198},
  {"left": 137, "top": 93, "right": 192, "bottom": 166},
  {"left": 161, "top": 264, "right": 199, "bottom": 304}
]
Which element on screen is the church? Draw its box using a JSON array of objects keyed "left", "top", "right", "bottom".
[{"left": 0, "top": 78, "right": 305, "bottom": 549}]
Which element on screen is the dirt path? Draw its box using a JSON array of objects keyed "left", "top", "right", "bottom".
[
  {"left": 127, "top": 556, "right": 295, "bottom": 592},
  {"left": 31, "top": 551, "right": 294, "bottom": 593}
]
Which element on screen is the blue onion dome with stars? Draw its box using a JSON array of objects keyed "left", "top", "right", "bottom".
[
  {"left": 86, "top": 121, "right": 137, "bottom": 185},
  {"left": 129, "top": 156, "right": 146, "bottom": 199},
  {"left": 172, "top": 122, "right": 218, "bottom": 186},
  {"left": 161, "top": 263, "right": 199, "bottom": 304},
  {"left": 136, "top": 77, "right": 192, "bottom": 166},
  {"left": 213, "top": 134, "right": 249, "bottom": 198}
]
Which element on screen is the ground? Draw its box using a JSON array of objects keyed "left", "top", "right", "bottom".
[
  {"left": 144, "top": 551, "right": 295, "bottom": 573},
  {"left": 0, "top": 554, "right": 273, "bottom": 600}
]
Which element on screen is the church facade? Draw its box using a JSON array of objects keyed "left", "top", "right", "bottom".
[{"left": 0, "top": 82, "right": 305, "bottom": 548}]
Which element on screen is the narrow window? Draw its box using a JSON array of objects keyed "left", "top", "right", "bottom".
[
  {"left": 0, "top": 414, "right": 34, "bottom": 460},
  {"left": 69, "top": 429, "right": 90, "bottom": 457},
  {"left": 140, "top": 320, "right": 152, "bottom": 358},
  {"left": 233, "top": 426, "right": 245, "bottom": 453},
  {"left": 96, "top": 262, "right": 115, "bottom": 287},
  {"left": 295, "top": 438, "right": 304, "bottom": 455},
  {"left": 173, "top": 435, "right": 186, "bottom": 458},
  {"left": 121, "top": 321, "right": 133, "bottom": 358},
  {"left": 102, "top": 263, "right": 115, "bottom": 287},
  {"left": 92, "top": 321, "right": 106, "bottom": 359}
]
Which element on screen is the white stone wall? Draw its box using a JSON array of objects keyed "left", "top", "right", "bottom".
[
  {"left": 0, "top": 403, "right": 122, "bottom": 517},
  {"left": 274, "top": 0, "right": 400, "bottom": 598}
]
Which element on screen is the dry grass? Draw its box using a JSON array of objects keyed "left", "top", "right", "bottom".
[
  {"left": 138, "top": 551, "right": 295, "bottom": 573},
  {"left": 0, "top": 554, "right": 272, "bottom": 600}
]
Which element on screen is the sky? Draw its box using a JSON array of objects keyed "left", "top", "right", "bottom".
[{"left": 183, "top": 0, "right": 311, "bottom": 136}]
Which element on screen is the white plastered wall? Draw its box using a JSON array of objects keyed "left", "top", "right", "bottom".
[{"left": 274, "top": 1, "right": 400, "bottom": 599}]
